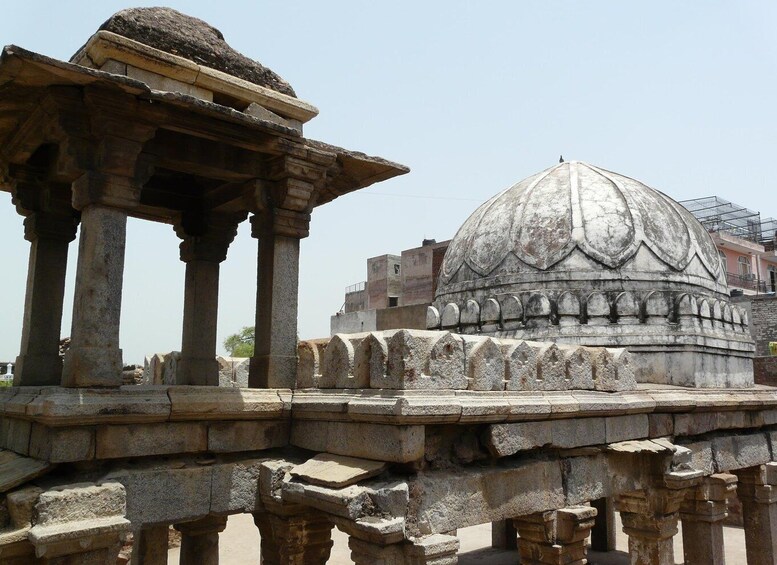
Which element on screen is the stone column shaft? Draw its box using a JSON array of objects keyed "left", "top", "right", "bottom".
[
  {"left": 253, "top": 511, "right": 333, "bottom": 565},
  {"left": 514, "top": 506, "right": 596, "bottom": 565},
  {"left": 735, "top": 463, "right": 777, "bottom": 565},
  {"left": 62, "top": 204, "right": 127, "bottom": 387},
  {"left": 15, "top": 213, "right": 77, "bottom": 386},
  {"left": 249, "top": 213, "right": 301, "bottom": 389},
  {"left": 680, "top": 473, "right": 737, "bottom": 565},
  {"left": 130, "top": 524, "right": 169, "bottom": 565},
  {"left": 590, "top": 497, "right": 616, "bottom": 552},
  {"left": 174, "top": 515, "right": 227, "bottom": 565},
  {"left": 178, "top": 259, "right": 221, "bottom": 385},
  {"left": 175, "top": 215, "right": 241, "bottom": 386}
]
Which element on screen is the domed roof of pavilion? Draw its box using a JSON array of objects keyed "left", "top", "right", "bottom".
[
  {"left": 92, "top": 7, "right": 296, "bottom": 97},
  {"left": 436, "top": 161, "right": 727, "bottom": 302}
]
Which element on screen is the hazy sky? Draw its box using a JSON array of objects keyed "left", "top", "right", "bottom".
[{"left": 1, "top": 1, "right": 776, "bottom": 363}]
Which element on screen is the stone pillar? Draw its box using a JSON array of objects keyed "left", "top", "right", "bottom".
[
  {"left": 513, "top": 506, "right": 597, "bottom": 565},
  {"left": 61, "top": 203, "right": 128, "bottom": 387},
  {"left": 491, "top": 519, "right": 517, "bottom": 550},
  {"left": 680, "top": 473, "right": 737, "bottom": 565},
  {"left": 735, "top": 462, "right": 777, "bottom": 565},
  {"left": 249, "top": 211, "right": 304, "bottom": 389},
  {"left": 175, "top": 215, "right": 242, "bottom": 385},
  {"left": 615, "top": 487, "right": 689, "bottom": 565},
  {"left": 253, "top": 510, "right": 333, "bottom": 564},
  {"left": 174, "top": 515, "right": 227, "bottom": 565},
  {"left": 590, "top": 497, "right": 616, "bottom": 552},
  {"left": 14, "top": 211, "right": 78, "bottom": 386},
  {"left": 130, "top": 524, "right": 169, "bottom": 565},
  {"left": 348, "top": 534, "right": 459, "bottom": 565}
]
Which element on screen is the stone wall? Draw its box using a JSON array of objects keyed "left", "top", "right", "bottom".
[
  {"left": 755, "top": 356, "right": 777, "bottom": 386},
  {"left": 747, "top": 294, "right": 777, "bottom": 356}
]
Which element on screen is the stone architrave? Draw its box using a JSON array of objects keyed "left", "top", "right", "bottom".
[
  {"left": 680, "top": 473, "right": 737, "bottom": 565},
  {"left": 735, "top": 463, "right": 777, "bottom": 565},
  {"left": 174, "top": 515, "right": 227, "bottom": 565}
]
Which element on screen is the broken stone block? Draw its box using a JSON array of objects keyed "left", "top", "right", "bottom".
[
  {"left": 297, "top": 339, "right": 322, "bottom": 388},
  {"left": 484, "top": 421, "right": 553, "bottom": 457},
  {"left": 464, "top": 336, "right": 505, "bottom": 391},
  {"left": 291, "top": 453, "right": 387, "bottom": 488},
  {"left": 320, "top": 333, "right": 370, "bottom": 389}
]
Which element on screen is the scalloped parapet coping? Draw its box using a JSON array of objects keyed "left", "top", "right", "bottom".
[
  {"left": 427, "top": 290, "right": 751, "bottom": 335},
  {"left": 297, "top": 330, "right": 635, "bottom": 392}
]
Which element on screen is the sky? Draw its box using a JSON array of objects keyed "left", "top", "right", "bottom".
[{"left": 0, "top": 1, "right": 776, "bottom": 363}]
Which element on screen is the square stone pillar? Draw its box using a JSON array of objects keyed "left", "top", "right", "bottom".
[
  {"left": 174, "top": 515, "right": 227, "bottom": 565},
  {"left": 735, "top": 462, "right": 777, "bottom": 565},
  {"left": 130, "top": 524, "right": 169, "bottom": 565},
  {"left": 249, "top": 212, "right": 302, "bottom": 389},
  {"left": 590, "top": 497, "right": 616, "bottom": 552},
  {"left": 680, "top": 473, "right": 737, "bottom": 565},
  {"left": 491, "top": 519, "right": 518, "bottom": 550},
  {"left": 253, "top": 510, "right": 333, "bottom": 564},
  {"left": 615, "top": 487, "right": 689, "bottom": 565},
  {"left": 62, "top": 203, "right": 128, "bottom": 387},
  {"left": 514, "top": 506, "right": 597, "bottom": 565},
  {"left": 15, "top": 212, "right": 78, "bottom": 386},
  {"left": 175, "top": 214, "right": 242, "bottom": 385}
]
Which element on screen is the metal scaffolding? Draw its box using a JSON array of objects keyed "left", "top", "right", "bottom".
[{"left": 680, "top": 196, "right": 777, "bottom": 246}]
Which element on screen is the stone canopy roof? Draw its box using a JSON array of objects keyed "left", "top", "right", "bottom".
[{"left": 84, "top": 7, "right": 297, "bottom": 97}]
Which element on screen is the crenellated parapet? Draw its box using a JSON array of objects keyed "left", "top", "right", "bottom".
[
  {"left": 427, "top": 290, "right": 750, "bottom": 336},
  {"left": 297, "top": 329, "right": 636, "bottom": 392}
]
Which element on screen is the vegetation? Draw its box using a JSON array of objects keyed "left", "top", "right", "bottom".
[{"left": 224, "top": 326, "right": 255, "bottom": 358}]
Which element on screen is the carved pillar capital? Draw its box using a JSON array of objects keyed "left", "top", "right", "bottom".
[{"left": 175, "top": 212, "right": 245, "bottom": 264}]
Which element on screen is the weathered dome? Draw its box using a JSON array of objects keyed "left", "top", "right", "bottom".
[
  {"left": 429, "top": 161, "right": 754, "bottom": 389},
  {"left": 437, "top": 161, "right": 727, "bottom": 301}
]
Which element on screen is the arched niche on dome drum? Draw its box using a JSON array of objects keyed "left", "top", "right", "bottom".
[
  {"left": 460, "top": 299, "right": 481, "bottom": 334},
  {"left": 480, "top": 298, "right": 501, "bottom": 333},
  {"left": 557, "top": 291, "right": 582, "bottom": 327},
  {"left": 614, "top": 291, "right": 640, "bottom": 324},
  {"left": 500, "top": 296, "right": 524, "bottom": 331},
  {"left": 585, "top": 292, "right": 611, "bottom": 326},
  {"left": 524, "top": 292, "right": 552, "bottom": 329},
  {"left": 643, "top": 290, "right": 671, "bottom": 325}
]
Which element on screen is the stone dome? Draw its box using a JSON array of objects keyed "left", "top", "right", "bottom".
[
  {"left": 429, "top": 161, "right": 755, "bottom": 388},
  {"left": 437, "top": 161, "right": 727, "bottom": 302}
]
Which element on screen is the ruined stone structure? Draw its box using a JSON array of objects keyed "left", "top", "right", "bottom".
[{"left": 0, "top": 7, "right": 775, "bottom": 565}]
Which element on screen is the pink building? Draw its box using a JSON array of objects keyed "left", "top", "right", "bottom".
[{"left": 681, "top": 196, "right": 777, "bottom": 295}]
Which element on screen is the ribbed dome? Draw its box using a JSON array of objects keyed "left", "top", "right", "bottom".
[{"left": 437, "top": 161, "right": 727, "bottom": 301}]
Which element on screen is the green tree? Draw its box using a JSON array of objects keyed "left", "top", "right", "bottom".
[{"left": 223, "top": 326, "right": 254, "bottom": 358}]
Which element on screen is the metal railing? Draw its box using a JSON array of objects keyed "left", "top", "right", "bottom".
[
  {"left": 345, "top": 281, "right": 366, "bottom": 294},
  {"left": 727, "top": 272, "right": 768, "bottom": 293}
]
